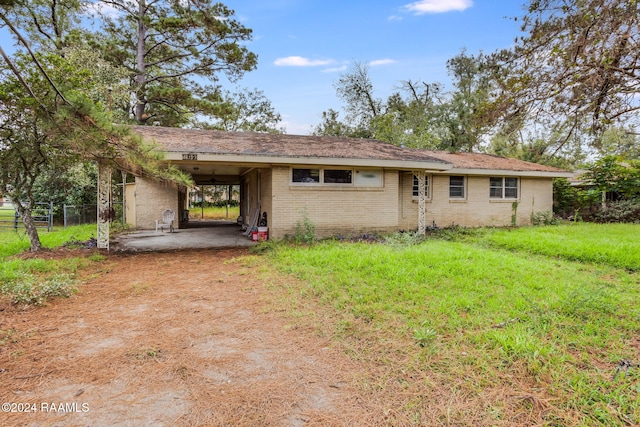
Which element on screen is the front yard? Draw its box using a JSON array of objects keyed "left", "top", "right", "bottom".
[{"left": 1, "top": 223, "right": 638, "bottom": 426}]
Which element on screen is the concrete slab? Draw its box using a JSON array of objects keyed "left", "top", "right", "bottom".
[{"left": 112, "top": 221, "right": 257, "bottom": 252}]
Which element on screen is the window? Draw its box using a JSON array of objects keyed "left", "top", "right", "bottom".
[
  {"left": 323, "top": 169, "right": 352, "bottom": 184},
  {"left": 412, "top": 175, "right": 429, "bottom": 198},
  {"left": 449, "top": 176, "right": 465, "bottom": 198},
  {"left": 354, "top": 170, "right": 383, "bottom": 187},
  {"left": 292, "top": 168, "right": 383, "bottom": 187},
  {"left": 490, "top": 177, "right": 518, "bottom": 199},
  {"left": 292, "top": 168, "right": 320, "bottom": 183}
]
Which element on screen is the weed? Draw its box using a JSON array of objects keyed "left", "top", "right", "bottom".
[
  {"left": 294, "top": 208, "right": 316, "bottom": 245},
  {"left": 413, "top": 322, "right": 437, "bottom": 347},
  {"left": 384, "top": 231, "right": 424, "bottom": 246},
  {"left": 531, "top": 210, "right": 558, "bottom": 226},
  {"left": 1, "top": 274, "right": 77, "bottom": 306}
]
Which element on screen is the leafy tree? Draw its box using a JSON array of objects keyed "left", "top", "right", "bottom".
[
  {"left": 312, "top": 109, "right": 357, "bottom": 137},
  {"left": 487, "top": 0, "right": 640, "bottom": 151},
  {"left": 0, "top": 4, "right": 191, "bottom": 251},
  {"left": 593, "top": 127, "right": 640, "bottom": 159},
  {"left": 441, "top": 50, "right": 493, "bottom": 152},
  {"left": 94, "top": 0, "right": 258, "bottom": 126},
  {"left": 581, "top": 156, "right": 640, "bottom": 200},
  {"left": 196, "top": 88, "right": 283, "bottom": 133},
  {"left": 333, "top": 61, "right": 381, "bottom": 136},
  {"left": 315, "top": 56, "right": 494, "bottom": 153}
]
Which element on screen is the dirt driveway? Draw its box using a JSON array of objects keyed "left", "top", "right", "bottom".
[{"left": 0, "top": 249, "right": 376, "bottom": 426}]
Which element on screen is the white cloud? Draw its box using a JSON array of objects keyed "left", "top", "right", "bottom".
[
  {"left": 403, "top": 0, "right": 473, "bottom": 15},
  {"left": 274, "top": 56, "right": 334, "bottom": 67},
  {"left": 369, "top": 59, "right": 395, "bottom": 67},
  {"left": 388, "top": 15, "right": 403, "bottom": 21}
]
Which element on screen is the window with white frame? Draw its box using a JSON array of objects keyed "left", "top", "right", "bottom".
[
  {"left": 412, "top": 175, "right": 429, "bottom": 198},
  {"left": 291, "top": 168, "right": 382, "bottom": 187},
  {"left": 490, "top": 177, "right": 518, "bottom": 199},
  {"left": 449, "top": 176, "right": 465, "bottom": 198}
]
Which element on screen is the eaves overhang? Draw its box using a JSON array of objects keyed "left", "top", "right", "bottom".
[
  {"left": 163, "top": 151, "right": 453, "bottom": 171},
  {"left": 432, "top": 167, "right": 573, "bottom": 178}
]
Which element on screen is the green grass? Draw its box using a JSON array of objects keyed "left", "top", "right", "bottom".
[
  {"left": 263, "top": 224, "right": 640, "bottom": 426},
  {"left": 188, "top": 205, "right": 239, "bottom": 220},
  {"left": 0, "top": 223, "right": 96, "bottom": 258},
  {"left": 0, "top": 224, "right": 99, "bottom": 305},
  {"left": 478, "top": 223, "right": 640, "bottom": 271}
]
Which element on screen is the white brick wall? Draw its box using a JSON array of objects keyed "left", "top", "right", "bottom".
[{"left": 133, "top": 177, "right": 179, "bottom": 230}]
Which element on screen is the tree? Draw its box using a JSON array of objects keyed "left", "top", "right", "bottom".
[
  {"left": 197, "top": 88, "right": 283, "bottom": 133},
  {"left": 441, "top": 50, "right": 493, "bottom": 152},
  {"left": 331, "top": 61, "right": 381, "bottom": 137},
  {"left": 94, "top": 0, "right": 258, "bottom": 126},
  {"left": 582, "top": 155, "right": 640, "bottom": 200},
  {"left": 487, "top": 0, "right": 640, "bottom": 151},
  {"left": 312, "top": 109, "right": 357, "bottom": 137},
  {"left": 371, "top": 81, "right": 445, "bottom": 148},
  {"left": 0, "top": 2, "right": 192, "bottom": 251},
  {"left": 314, "top": 63, "right": 446, "bottom": 146}
]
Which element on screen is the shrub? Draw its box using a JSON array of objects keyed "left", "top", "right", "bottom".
[
  {"left": 531, "top": 211, "right": 558, "bottom": 226},
  {"left": 592, "top": 199, "right": 640, "bottom": 223},
  {"left": 1, "top": 274, "right": 77, "bottom": 306}
]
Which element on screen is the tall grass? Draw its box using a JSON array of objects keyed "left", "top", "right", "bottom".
[
  {"left": 265, "top": 225, "right": 640, "bottom": 426},
  {"left": 0, "top": 224, "right": 98, "bottom": 305},
  {"left": 480, "top": 223, "right": 640, "bottom": 271},
  {"left": 0, "top": 224, "right": 96, "bottom": 258}
]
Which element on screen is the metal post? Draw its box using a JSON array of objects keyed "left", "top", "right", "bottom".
[
  {"left": 47, "top": 201, "right": 53, "bottom": 231},
  {"left": 227, "top": 184, "right": 231, "bottom": 219},
  {"left": 14, "top": 210, "right": 18, "bottom": 230}
]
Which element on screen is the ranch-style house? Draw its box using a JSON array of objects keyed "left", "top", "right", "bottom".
[{"left": 121, "top": 126, "right": 571, "bottom": 240}]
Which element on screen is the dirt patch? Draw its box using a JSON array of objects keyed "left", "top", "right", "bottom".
[{"left": 0, "top": 249, "right": 374, "bottom": 426}]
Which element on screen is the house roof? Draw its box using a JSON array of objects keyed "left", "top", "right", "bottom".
[
  {"left": 132, "top": 126, "right": 451, "bottom": 170},
  {"left": 417, "top": 150, "right": 571, "bottom": 177},
  {"left": 132, "top": 126, "right": 570, "bottom": 177}
]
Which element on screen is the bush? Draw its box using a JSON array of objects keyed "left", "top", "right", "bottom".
[
  {"left": 592, "top": 199, "right": 640, "bottom": 223},
  {"left": 1, "top": 274, "right": 77, "bottom": 306},
  {"left": 531, "top": 211, "right": 558, "bottom": 226}
]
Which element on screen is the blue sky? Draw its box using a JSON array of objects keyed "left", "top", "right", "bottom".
[{"left": 223, "top": 0, "right": 529, "bottom": 134}]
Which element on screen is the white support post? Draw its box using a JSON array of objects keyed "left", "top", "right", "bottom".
[
  {"left": 97, "top": 162, "right": 112, "bottom": 250},
  {"left": 416, "top": 171, "right": 426, "bottom": 235}
]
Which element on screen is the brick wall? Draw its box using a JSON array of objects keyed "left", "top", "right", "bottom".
[
  {"left": 269, "top": 167, "right": 400, "bottom": 239},
  {"left": 133, "top": 177, "right": 179, "bottom": 230},
  {"left": 400, "top": 173, "right": 554, "bottom": 229}
]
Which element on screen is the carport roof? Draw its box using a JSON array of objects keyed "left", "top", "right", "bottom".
[{"left": 132, "top": 126, "right": 451, "bottom": 169}]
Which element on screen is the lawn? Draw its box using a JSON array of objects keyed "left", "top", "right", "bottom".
[
  {"left": 1, "top": 221, "right": 638, "bottom": 425},
  {"left": 0, "top": 224, "right": 100, "bottom": 305},
  {"left": 263, "top": 224, "right": 640, "bottom": 426},
  {"left": 188, "top": 205, "right": 239, "bottom": 220}
]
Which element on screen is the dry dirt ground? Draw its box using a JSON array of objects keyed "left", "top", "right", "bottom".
[{"left": 0, "top": 249, "right": 379, "bottom": 427}]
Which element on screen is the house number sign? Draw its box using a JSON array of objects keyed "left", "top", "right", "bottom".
[{"left": 182, "top": 153, "right": 198, "bottom": 160}]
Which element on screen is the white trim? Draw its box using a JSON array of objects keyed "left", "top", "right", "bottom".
[
  {"left": 434, "top": 168, "right": 573, "bottom": 178},
  {"left": 164, "top": 152, "right": 452, "bottom": 171}
]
